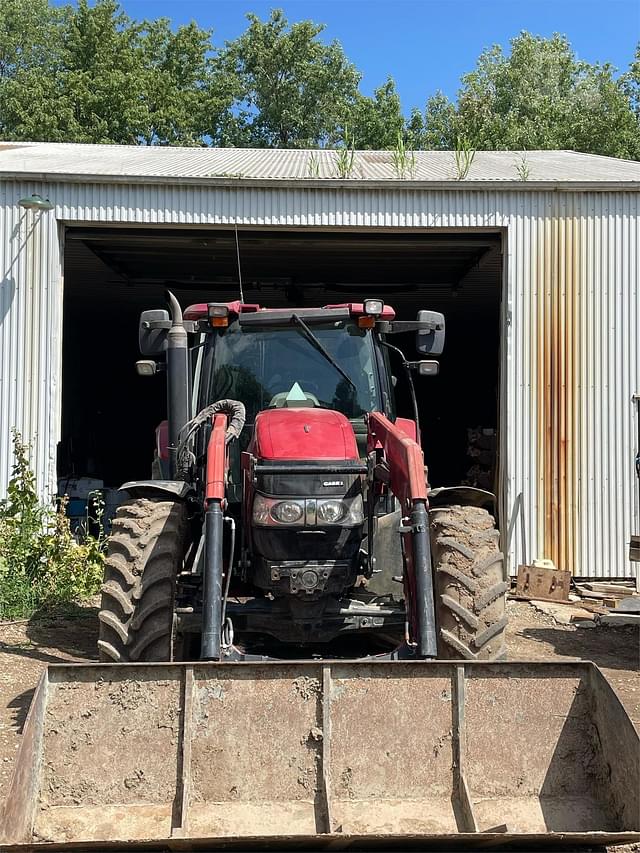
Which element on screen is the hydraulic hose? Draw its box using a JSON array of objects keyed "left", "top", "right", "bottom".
[{"left": 176, "top": 399, "right": 246, "bottom": 477}]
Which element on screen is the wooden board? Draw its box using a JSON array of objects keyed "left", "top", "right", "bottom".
[{"left": 515, "top": 565, "right": 571, "bottom": 602}]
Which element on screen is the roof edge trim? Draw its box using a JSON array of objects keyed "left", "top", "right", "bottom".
[{"left": 0, "top": 172, "right": 638, "bottom": 192}]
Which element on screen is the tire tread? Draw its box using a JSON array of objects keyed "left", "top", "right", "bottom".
[
  {"left": 431, "top": 505, "right": 507, "bottom": 661},
  {"left": 98, "top": 497, "right": 187, "bottom": 662}
]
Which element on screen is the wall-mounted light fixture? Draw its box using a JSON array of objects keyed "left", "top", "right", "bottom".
[{"left": 18, "top": 194, "right": 54, "bottom": 211}]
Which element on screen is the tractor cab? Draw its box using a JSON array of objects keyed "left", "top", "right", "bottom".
[{"left": 196, "top": 303, "right": 397, "bottom": 468}]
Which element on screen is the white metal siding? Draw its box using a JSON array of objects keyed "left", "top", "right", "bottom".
[
  {"left": 0, "top": 181, "right": 63, "bottom": 502},
  {"left": 0, "top": 179, "right": 637, "bottom": 578}
]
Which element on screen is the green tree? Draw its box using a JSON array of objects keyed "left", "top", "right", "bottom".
[
  {"left": 348, "top": 78, "right": 405, "bottom": 149},
  {"left": 0, "top": 0, "right": 222, "bottom": 144},
  {"left": 408, "top": 91, "right": 457, "bottom": 149},
  {"left": 0, "top": 0, "right": 64, "bottom": 140},
  {"left": 138, "top": 18, "right": 217, "bottom": 145},
  {"left": 55, "top": 0, "right": 149, "bottom": 144},
  {"left": 622, "top": 43, "right": 639, "bottom": 121},
  {"left": 218, "top": 10, "right": 361, "bottom": 147},
  {"left": 413, "top": 33, "right": 639, "bottom": 160}
]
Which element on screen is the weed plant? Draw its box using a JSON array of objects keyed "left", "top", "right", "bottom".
[
  {"left": 453, "top": 138, "right": 476, "bottom": 180},
  {"left": 0, "top": 432, "right": 105, "bottom": 619},
  {"left": 392, "top": 131, "right": 416, "bottom": 178}
]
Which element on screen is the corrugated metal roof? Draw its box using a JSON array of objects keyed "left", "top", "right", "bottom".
[{"left": 1, "top": 142, "right": 639, "bottom": 186}]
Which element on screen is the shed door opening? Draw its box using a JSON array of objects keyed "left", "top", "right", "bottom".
[{"left": 60, "top": 228, "right": 503, "bottom": 501}]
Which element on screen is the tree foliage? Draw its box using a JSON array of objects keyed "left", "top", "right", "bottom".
[
  {"left": 411, "top": 33, "right": 639, "bottom": 160},
  {"left": 348, "top": 78, "right": 405, "bottom": 149},
  {"left": 217, "top": 10, "right": 360, "bottom": 147},
  {"left": 0, "top": 0, "right": 220, "bottom": 144},
  {"left": 0, "top": 3, "right": 638, "bottom": 159}
]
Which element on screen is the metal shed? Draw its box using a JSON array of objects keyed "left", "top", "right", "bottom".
[{"left": 0, "top": 142, "right": 638, "bottom": 578}]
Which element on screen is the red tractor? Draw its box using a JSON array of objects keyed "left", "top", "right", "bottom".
[
  {"left": 98, "top": 295, "right": 506, "bottom": 662},
  {"left": 10, "top": 295, "right": 637, "bottom": 850}
]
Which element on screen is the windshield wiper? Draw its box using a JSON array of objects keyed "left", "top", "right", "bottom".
[{"left": 290, "top": 313, "right": 357, "bottom": 393}]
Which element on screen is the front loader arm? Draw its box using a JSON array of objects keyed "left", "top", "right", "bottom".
[
  {"left": 368, "top": 412, "right": 437, "bottom": 657},
  {"left": 202, "top": 413, "right": 229, "bottom": 660}
]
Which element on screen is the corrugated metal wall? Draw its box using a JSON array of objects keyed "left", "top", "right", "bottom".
[
  {"left": 0, "top": 179, "right": 637, "bottom": 577},
  {"left": 0, "top": 181, "right": 63, "bottom": 503}
]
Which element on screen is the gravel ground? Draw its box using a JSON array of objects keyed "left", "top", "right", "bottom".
[{"left": 0, "top": 598, "right": 638, "bottom": 825}]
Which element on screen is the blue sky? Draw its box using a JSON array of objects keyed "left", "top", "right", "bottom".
[{"left": 60, "top": 0, "right": 639, "bottom": 111}]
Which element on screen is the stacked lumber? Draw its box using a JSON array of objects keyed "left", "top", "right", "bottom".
[
  {"left": 574, "top": 580, "right": 636, "bottom": 607},
  {"left": 574, "top": 581, "right": 640, "bottom": 625}
]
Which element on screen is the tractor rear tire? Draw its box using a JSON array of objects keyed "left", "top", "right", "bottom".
[
  {"left": 430, "top": 504, "right": 507, "bottom": 661},
  {"left": 98, "top": 497, "right": 188, "bottom": 663}
]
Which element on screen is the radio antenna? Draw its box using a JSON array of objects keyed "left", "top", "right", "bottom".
[{"left": 234, "top": 223, "right": 245, "bottom": 304}]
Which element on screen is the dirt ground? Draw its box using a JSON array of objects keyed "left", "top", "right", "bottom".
[{"left": 0, "top": 599, "right": 638, "bottom": 814}]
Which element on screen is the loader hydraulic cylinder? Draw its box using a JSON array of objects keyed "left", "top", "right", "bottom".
[
  {"left": 201, "top": 500, "right": 224, "bottom": 660},
  {"left": 166, "top": 291, "right": 190, "bottom": 479},
  {"left": 201, "top": 413, "right": 229, "bottom": 660},
  {"left": 411, "top": 500, "right": 438, "bottom": 657}
]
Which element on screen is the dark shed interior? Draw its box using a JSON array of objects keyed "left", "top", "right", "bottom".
[{"left": 60, "top": 227, "right": 503, "bottom": 494}]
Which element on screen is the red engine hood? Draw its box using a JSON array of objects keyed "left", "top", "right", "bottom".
[{"left": 251, "top": 409, "right": 359, "bottom": 461}]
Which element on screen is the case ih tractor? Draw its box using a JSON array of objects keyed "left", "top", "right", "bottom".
[
  {"left": 97, "top": 294, "right": 507, "bottom": 663},
  {"left": 4, "top": 294, "right": 639, "bottom": 849}
]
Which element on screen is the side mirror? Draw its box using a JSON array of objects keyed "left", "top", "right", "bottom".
[
  {"left": 136, "top": 360, "right": 158, "bottom": 376},
  {"left": 139, "top": 309, "right": 170, "bottom": 356},
  {"left": 408, "top": 360, "right": 440, "bottom": 377},
  {"left": 416, "top": 310, "right": 445, "bottom": 356}
]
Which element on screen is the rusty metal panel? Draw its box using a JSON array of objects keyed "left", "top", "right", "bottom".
[
  {"left": 1, "top": 660, "right": 638, "bottom": 848},
  {"left": 0, "top": 176, "right": 638, "bottom": 578},
  {"left": 526, "top": 191, "right": 639, "bottom": 577},
  {"left": 515, "top": 564, "right": 571, "bottom": 601}
]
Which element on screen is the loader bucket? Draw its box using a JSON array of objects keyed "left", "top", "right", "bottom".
[{"left": 1, "top": 660, "right": 638, "bottom": 850}]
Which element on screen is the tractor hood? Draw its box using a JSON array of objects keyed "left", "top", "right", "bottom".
[{"left": 251, "top": 408, "right": 359, "bottom": 461}]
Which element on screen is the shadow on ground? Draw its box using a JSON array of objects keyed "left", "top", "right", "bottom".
[
  {"left": 0, "top": 603, "right": 100, "bottom": 666},
  {"left": 8, "top": 687, "right": 34, "bottom": 733},
  {"left": 519, "top": 625, "right": 639, "bottom": 673}
]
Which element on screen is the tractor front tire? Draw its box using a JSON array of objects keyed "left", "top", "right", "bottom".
[
  {"left": 430, "top": 504, "right": 507, "bottom": 660},
  {"left": 98, "top": 497, "right": 188, "bottom": 663}
]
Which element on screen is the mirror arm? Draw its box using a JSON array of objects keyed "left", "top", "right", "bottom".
[
  {"left": 380, "top": 341, "right": 421, "bottom": 444},
  {"left": 142, "top": 319, "right": 172, "bottom": 331},
  {"left": 142, "top": 319, "right": 198, "bottom": 334},
  {"left": 378, "top": 320, "right": 443, "bottom": 334}
]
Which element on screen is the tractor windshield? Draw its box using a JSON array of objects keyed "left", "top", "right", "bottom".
[{"left": 204, "top": 320, "right": 381, "bottom": 425}]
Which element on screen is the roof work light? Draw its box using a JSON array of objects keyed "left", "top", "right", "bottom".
[{"left": 207, "top": 304, "right": 229, "bottom": 327}]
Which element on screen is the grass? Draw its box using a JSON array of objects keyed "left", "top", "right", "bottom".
[
  {"left": 307, "top": 151, "right": 321, "bottom": 178},
  {"left": 392, "top": 131, "right": 416, "bottom": 178},
  {"left": 335, "top": 125, "right": 356, "bottom": 178},
  {"left": 453, "top": 137, "right": 476, "bottom": 180},
  {"left": 515, "top": 153, "right": 531, "bottom": 181}
]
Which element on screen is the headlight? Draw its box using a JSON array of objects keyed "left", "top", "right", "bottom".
[
  {"left": 252, "top": 494, "right": 363, "bottom": 527},
  {"left": 318, "top": 494, "right": 364, "bottom": 527},
  {"left": 252, "top": 494, "right": 304, "bottom": 526},
  {"left": 316, "top": 499, "right": 346, "bottom": 524},
  {"left": 271, "top": 500, "right": 304, "bottom": 524}
]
